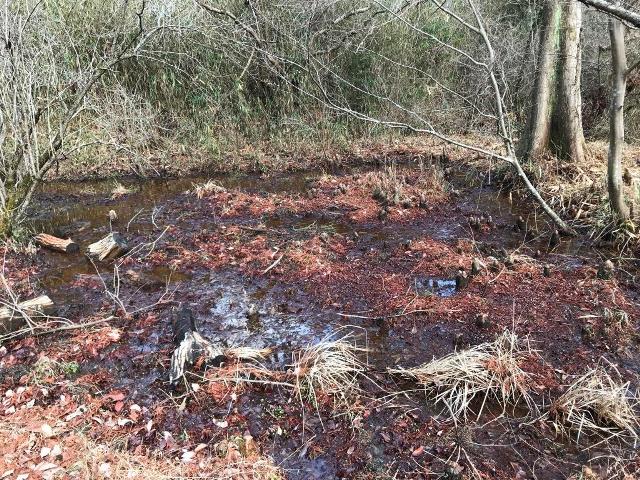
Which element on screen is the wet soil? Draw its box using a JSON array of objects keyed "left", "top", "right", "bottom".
[{"left": 2, "top": 159, "right": 640, "bottom": 479}]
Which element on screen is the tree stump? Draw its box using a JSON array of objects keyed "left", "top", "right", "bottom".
[
  {"left": 169, "top": 306, "right": 224, "bottom": 384},
  {"left": 86, "top": 232, "right": 128, "bottom": 261},
  {"left": 0, "top": 295, "right": 55, "bottom": 334},
  {"left": 34, "top": 234, "right": 79, "bottom": 254}
]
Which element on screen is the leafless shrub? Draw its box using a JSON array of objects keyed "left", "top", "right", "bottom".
[
  {"left": 548, "top": 368, "right": 639, "bottom": 445},
  {"left": 0, "top": 0, "right": 194, "bottom": 237},
  {"left": 390, "top": 330, "right": 534, "bottom": 422}
]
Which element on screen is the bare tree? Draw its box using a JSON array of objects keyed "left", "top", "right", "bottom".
[
  {"left": 519, "top": 0, "right": 586, "bottom": 163},
  {"left": 0, "top": 0, "right": 188, "bottom": 238},
  {"left": 607, "top": 2, "right": 640, "bottom": 221},
  {"left": 200, "top": 0, "right": 576, "bottom": 234}
]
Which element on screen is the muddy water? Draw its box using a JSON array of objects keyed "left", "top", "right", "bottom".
[
  {"left": 29, "top": 167, "right": 625, "bottom": 479},
  {"left": 32, "top": 167, "right": 601, "bottom": 366}
]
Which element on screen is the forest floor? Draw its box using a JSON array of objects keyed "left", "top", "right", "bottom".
[{"left": 1, "top": 150, "right": 640, "bottom": 479}]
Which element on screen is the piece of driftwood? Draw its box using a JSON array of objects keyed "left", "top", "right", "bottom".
[
  {"left": 168, "top": 306, "right": 272, "bottom": 384},
  {"left": 169, "top": 306, "right": 224, "bottom": 384},
  {"left": 0, "top": 295, "right": 55, "bottom": 333},
  {"left": 34, "top": 234, "right": 79, "bottom": 254},
  {"left": 86, "top": 232, "right": 128, "bottom": 261}
]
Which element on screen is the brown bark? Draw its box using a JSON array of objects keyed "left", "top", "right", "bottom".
[
  {"left": 520, "top": 0, "right": 586, "bottom": 163},
  {"left": 34, "top": 233, "right": 79, "bottom": 253}
]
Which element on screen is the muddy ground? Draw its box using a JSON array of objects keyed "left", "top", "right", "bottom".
[{"left": 1, "top": 156, "right": 639, "bottom": 479}]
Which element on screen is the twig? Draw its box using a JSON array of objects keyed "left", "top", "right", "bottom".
[{"left": 263, "top": 253, "right": 284, "bottom": 275}]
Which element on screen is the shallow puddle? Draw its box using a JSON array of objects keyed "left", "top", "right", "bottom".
[{"left": 413, "top": 276, "right": 458, "bottom": 297}]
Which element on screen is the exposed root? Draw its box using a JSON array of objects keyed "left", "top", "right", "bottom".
[
  {"left": 548, "top": 368, "right": 639, "bottom": 445},
  {"left": 292, "top": 331, "right": 368, "bottom": 409},
  {"left": 390, "top": 330, "right": 534, "bottom": 422}
]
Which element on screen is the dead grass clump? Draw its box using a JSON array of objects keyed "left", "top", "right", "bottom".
[
  {"left": 549, "top": 368, "right": 639, "bottom": 444},
  {"left": 292, "top": 332, "right": 368, "bottom": 409},
  {"left": 111, "top": 181, "right": 134, "bottom": 198},
  {"left": 390, "top": 330, "right": 534, "bottom": 422},
  {"left": 191, "top": 179, "right": 226, "bottom": 198},
  {"left": 224, "top": 346, "right": 272, "bottom": 361},
  {"left": 366, "top": 160, "right": 446, "bottom": 207}
]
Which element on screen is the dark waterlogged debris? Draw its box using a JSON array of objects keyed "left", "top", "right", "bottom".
[
  {"left": 597, "top": 260, "right": 615, "bottom": 280},
  {"left": 455, "top": 269, "right": 468, "bottom": 289},
  {"left": 471, "top": 257, "right": 485, "bottom": 276},
  {"left": 475, "top": 313, "right": 490, "bottom": 328}
]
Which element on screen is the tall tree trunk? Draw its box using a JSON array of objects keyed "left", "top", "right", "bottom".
[
  {"left": 607, "top": 11, "right": 630, "bottom": 221},
  {"left": 520, "top": 0, "right": 586, "bottom": 163}
]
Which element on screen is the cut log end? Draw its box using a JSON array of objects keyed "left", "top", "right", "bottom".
[
  {"left": 35, "top": 234, "right": 79, "bottom": 254},
  {"left": 86, "top": 232, "right": 129, "bottom": 261}
]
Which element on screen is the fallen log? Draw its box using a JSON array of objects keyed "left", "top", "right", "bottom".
[
  {"left": 34, "top": 234, "right": 79, "bottom": 254},
  {"left": 0, "top": 295, "right": 55, "bottom": 333},
  {"left": 86, "top": 232, "right": 128, "bottom": 261}
]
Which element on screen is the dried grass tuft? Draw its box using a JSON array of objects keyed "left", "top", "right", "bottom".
[
  {"left": 224, "top": 346, "right": 272, "bottom": 361},
  {"left": 549, "top": 368, "right": 639, "bottom": 444},
  {"left": 191, "top": 180, "right": 226, "bottom": 198},
  {"left": 111, "top": 181, "right": 134, "bottom": 198},
  {"left": 292, "top": 331, "right": 367, "bottom": 409},
  {"left": 390, "top": 330, "right": 534, "bottom": 422}
]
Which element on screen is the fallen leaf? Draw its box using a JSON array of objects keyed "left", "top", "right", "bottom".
[
  {"left": 114, "top": 401, "right": 124, "bottom": 413},
  {"left": 181, "top": 451, "right": 195, "bottom": 463},
  {"left": 50, "top": 445, "right": 62, "bottom": 458},
  {"left": 98, "top": 462, "right": 111, "bottom": 478},
  {"left": 41, "top": 424, "right": 54, "bottom": 438}
]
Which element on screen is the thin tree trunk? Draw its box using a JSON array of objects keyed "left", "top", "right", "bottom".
[{"left": 607, "top": 13, "right": 630, "bottom": 221}]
